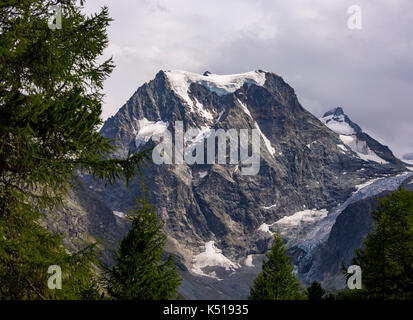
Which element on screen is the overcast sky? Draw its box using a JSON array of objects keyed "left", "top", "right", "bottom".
[{"left": 84, "top": 0, "right": 413, "bottom": 157}]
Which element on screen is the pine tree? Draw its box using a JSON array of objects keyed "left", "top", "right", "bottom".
[
  {"left": 0, "top": 192, "right": 101, "bottom": 299},
  {"left": 105, "top": 190, "right": 181, "bottom": 300},
  {"left": 0, "top": 1, "right": 148, "bottom": 299},
  {"left": 347, "top": 187, "right": 413, "bottom": 300},
  {"left": 249, "top": 232, "right": 305, "bottom": 300},
  {"left": 306, "top": 281, "right": 326, "bottom": 300}
]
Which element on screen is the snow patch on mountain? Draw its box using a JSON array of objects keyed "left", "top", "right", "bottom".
[
  {"left": 193, "top": 98, "right": 214, "bottom": 120},
  {"left": 339, "top": 135, "right": 388, "bottom": 164},
  {"left": 337, "top": 144, "right": 347, "bottom": 152},
  {"left": 275, "top": 209, "right": 328, "bottom": 227},
  {"left": 257, "top": 223, "right": 274, "bottom": 235},
  {"left": 135, "top": 118, "right": 168, "bottom": 149},
  {"left": 257, "top": 209, "right": 329, "bottom": 243},
  {"left": 235, "top": 98, "right": 275, "bottom": 157},
  {"left": 198, "top": 171, "right": 208, "bottom": 179},
  {"left": 165, "top": 70, "right": 266, "bottom": 107},
  {"left": 353, "top": 177, "right": 383, "bottom": 193},
  {"left": 254, "top": 122, "right": 275, "bottom": 157},
  {"left": 244, "top": 255, "right": 254, "bottom": 267},
  {"left": 262, "top": 204, "right": 277, "bottom": 210},
  {"left": 321, "top": 114, "right": 356, "bottom": 135},
  {"left": 307, "top": 141, "right": 317, "bottom": 149},
  {"left": 192, "top": 241, "right": 240, "bottom": 280},
  {"left": 237, "top": 99, "right": 252, "bottom": 118},
  {"left": 112, "top": 211, "right": 126, "bottom": 219}
]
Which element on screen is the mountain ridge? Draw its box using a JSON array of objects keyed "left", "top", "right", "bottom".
[{"left": 320, "top": 106, "right": 403, "bottom": 166}]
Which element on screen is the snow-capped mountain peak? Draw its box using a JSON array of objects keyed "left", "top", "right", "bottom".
[
  {"left": 323, "top": 106, "right": 344, "bottom": 117},
  {"left": 320, "top": 107, "right": 362, "bottom": 135},
  {"left": 320, "top": 107, "right": 390, "bottom": 164},
  {"left": 164, "top": 69, "right": 266, "bottom": 106}
]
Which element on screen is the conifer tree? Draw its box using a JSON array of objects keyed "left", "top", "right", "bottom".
[
  {"left": 0, "top": 1, "right": 148, "bottom": 299},
  {"left": 249, "top": 232, "right": 305, "bottom": 300},
  {"left": 347, "top": 187, "right": 413, "bottom": 300},
  {"left": 306, "top": 281, "right": 326, "bottom": 300},
  {"left": 105, "top": 190, "right": 181, "bottom": 300}
]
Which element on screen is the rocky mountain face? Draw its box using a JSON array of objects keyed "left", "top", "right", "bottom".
[
  {"left": 55, "top": 70, "right": 411, "bottom": 299},
  {"left": 320, "top": 107, "right": 403, "bottom": 166},
  {"left": 43, "top": 182, "right": 128, "bottom": 265},
  {"left": 306, "top": 175, "right": 413, "bottom": 291}
]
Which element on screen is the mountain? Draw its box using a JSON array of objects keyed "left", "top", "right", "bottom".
[
  {"left": 43, "top": 182, "right": 128, "bottom": 264},
  {"left": 320, "top": 107, "right": 403, "bottom": 165},
  {"left": 297, "top": 172, "right": 412, "bottom": 290},
  {"left": 57, "top": 70, "right": 411, "bottom": 299},
  {"left": 306, "top": 174, "right": 413, "bottom": 291}
]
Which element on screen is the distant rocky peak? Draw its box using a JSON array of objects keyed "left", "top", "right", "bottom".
[
  {"left": 319, "top": 107, "right": 401, "bottom": 165},
  {"left": 323, "top": 107, "right": 345, "bottom": 117},
  {"left": 163, "top": 70, "right": 267, "bottom": 101},
  {"left": 320, "top": 107, "right": 362, "bottom": 135}
]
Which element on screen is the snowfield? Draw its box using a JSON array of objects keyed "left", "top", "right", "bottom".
[
  {"left": 165, "top": 70, "right": 266, "bottom": 103},
  {"left": 353, "top": 177, "right": 383, "bottom": 193},
  {"left": 135, "top": 118, "right": 168, "bottom": 149},
  {"left": 339, "top": 135, "right": 388, "bottom": 164},
  {"left": 321, "top": 114, "right": 356, "bottom": 135},
  {"left": 193, "top": 98, "right": 214, "bottom": 120},
  {"left": 244, "top": 255, "right": 255, "bottom": 267},
  {"left": 262, "top": 204, "right": 277, "bottom": 210},
  {"left": 112, "top": 211, "right": 126, "bottom": 219},
  {"left": 192, "top": 241, "right": 240, "bottom": 280},
  {"left": 257, "top": 222, "right": 274, "bottom": 235},
  {"left": 275, "top": 209, "right": 328, "bottom": 227}
]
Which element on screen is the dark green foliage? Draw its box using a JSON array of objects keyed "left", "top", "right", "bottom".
[
  {"left": 0, "top": 0, "right": 148, "bottom": 203},
  {"left": 334, "top": 288, "right": 368, "bottom": 300},
  {"left": 306, "top": 281, "right": 325, "bottom": 300},
  {"left": 105, "top": 191, "right": 181, "bottom": 300},
  {"left": 0, "top": 188, "right": 102, "bottom": 299},
  {"left": 345, "top": 187, "right": 413, "bottom": 300},
  {"left": 0, "top": 1, "right": 148, "bottom": 299},
  {"left": 249, "top": 232, "right": 305, "bottom": 300}
]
